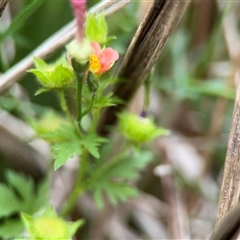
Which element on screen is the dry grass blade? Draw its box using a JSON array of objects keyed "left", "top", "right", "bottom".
[
  {"left": 0, "top": 0, "right": 9, "bottom": 17},
  {"left": 97, "top": 0, "right": 190, "bottom": 135},
  {"left": 0, "top": 0, "right": 132, "bottom": 95},
  {"left": 215, "top": 76, "right": 240, "bottom": 228}
]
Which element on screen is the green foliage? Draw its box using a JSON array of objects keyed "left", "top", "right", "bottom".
[
  {"left": 88, "top": 150, "right": 153, "bottom": 209},
  {"left": 50, "top": 125, "right": 107, "bottom": 170},
  {"left": 85, "top": 13, "right": 108, "bottom": 44},
  {"left": 0, "top": 184, "right": 21, "bottom": 217},
  {"left": 0, "top": 171, "right": 48, "bottom": 239},
  {"left": 50, "top": 125, "right": 80, "bottom": 170},
  {"left": 53, "top": 141, "right": 82, "bottom": 170},
  {"left": 81, "top": 134, "right": 108, "bottom": 158}
]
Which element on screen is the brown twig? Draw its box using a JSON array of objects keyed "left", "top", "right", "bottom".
[
  {"left": 215, "top": 76, "right": 240, "bottom": 228},
  {"left": 97, "top": 0, "right": 190, "bottom": 136},
  {"left": 0, "top": 0, "right": 132, "bottom": 95}
]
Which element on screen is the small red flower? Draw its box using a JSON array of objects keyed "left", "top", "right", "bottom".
[{"left": 89, "top": 42, "right": 119, "bottom": 75}]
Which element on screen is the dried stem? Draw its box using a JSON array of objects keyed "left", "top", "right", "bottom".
[
  {"left": 0, "top": 0, "right": 132, "bottom": 94},
  {"left": 155, "top": 140, "right": 190, "bottom": 239},
  {"left": 211, "top": 204, "right": 240, "bottom": 240},
  {"left": 97, "top": 0, "right": 190, "bottom": 136},
  {"left": 215, "top": 76, "right": 240, "bottom": 228}
]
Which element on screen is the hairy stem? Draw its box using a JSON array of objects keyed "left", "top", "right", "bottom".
[{"left": 58, "top": 90, "right": 78, "bottom": 132}]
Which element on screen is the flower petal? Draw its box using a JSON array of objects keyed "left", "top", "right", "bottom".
[
  {"left": 91, "top": 42, "right": 101, "bottom": 56},
  {"left": 99, "top": 48, "right": 119, "bottom": 66}
]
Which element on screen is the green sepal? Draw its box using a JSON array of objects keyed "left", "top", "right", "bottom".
[
  {"left": 104, "top": 36, "right": 117, "bottom": 45},
  {"left": 33, "top": 56, "right": 48, "bottom": 70},
  {"left": 85, "top": 13, "right": 108, "bottom": 44},
  {"left": 35, "top": 88, "right": 51, "bottom": 96}
]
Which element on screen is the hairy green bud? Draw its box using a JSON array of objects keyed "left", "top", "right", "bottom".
[
  {"left": 118, "top": 112, "right": 169, "bottom": 143},
  {"left": 28, "top": 57, "right": 74, "bottom": 91}
]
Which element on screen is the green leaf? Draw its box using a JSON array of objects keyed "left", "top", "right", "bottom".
[
  {"left": 85, "top": 13, "right": 108, "bottom": 44},
  {"left": 31, "top": 179, "right": 49, "bottom": 213},
  {"left": 0, "top": 184, "right": 22, "bottom": 217},
  {"left": 6, "top": 171, "right": 34, "bottom": 205},
  {"left": 93, "top": 184, "right": 138, "bottom": 209},
  {"left": 0, "top": 172, "right": 48, "bottom": 238},
  {"left": 41, "top": 124, "right": 76, "bottom": 143},
  {"left": 81, "top": 134, "right": 108, "bottom": 158},
  {"left": 103, "top": 151, "right": 153, "bottom": 180},
  {"left": 6, "top": 171, "right": 48, "bottom": 214},
  {"left": 52, "top": 141, "right": 82, "bottom": 170},
  {"left": 189, "top": 80, "right": 235, "bottom": 100},
  {"left": 0, "top": 219, "right": 24, "bottom": 239},
  {"left": 89, "top": 150, "right": 153, "bottom": 209}
]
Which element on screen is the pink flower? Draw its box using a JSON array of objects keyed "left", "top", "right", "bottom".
[
  {"left": 89, "top": 42, "right": 119, "bottom": 75},
  {"left": 70, "top": 0, "right": 86, "bottom": 40}
]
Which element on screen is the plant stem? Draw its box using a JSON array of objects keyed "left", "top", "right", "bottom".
[
  {"left": 90, "top": 107, "right": 100, "bottom": 133},
  {"left": 58, "top": 90, "right": 78, "bottom": 132},
  {"left": 76, "top": 72, "right": 83, "bottom": 129},
  {"left": 61, "top": 147, "right": 88, "bottom": 217}
]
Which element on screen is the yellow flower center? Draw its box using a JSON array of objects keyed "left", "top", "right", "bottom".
[{"left": 89, "top": 54, "right": 101, "bottom": 73}]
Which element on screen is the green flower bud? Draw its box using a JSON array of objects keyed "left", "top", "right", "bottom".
[
  {"left": 21, "top": 209, "right": 84, "bottom": 240},
  {"left": 28, "top": 111, "right": 70, "bottom": 143},
  {"left": 118, "top": 112, "right": 169, "bottom": 143},
  {"left": 28, "top": 57, "right": 75, "bottom": 90},
  {"left": 33, "top": 217, "right": 69, "bottom": 240},
  {"left": 66, "top": 38, "right": 92, "bottom": 64}
]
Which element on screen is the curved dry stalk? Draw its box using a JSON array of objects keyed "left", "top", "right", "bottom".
[
  {"left": 0, "top": 0, "right": 132, "bottom": 95},
  {"left": 97, "top": 0, "right": 190, "bottom": 135},
  {"left": 0, "top": 0, "right": 9, "bottom": 17}
]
